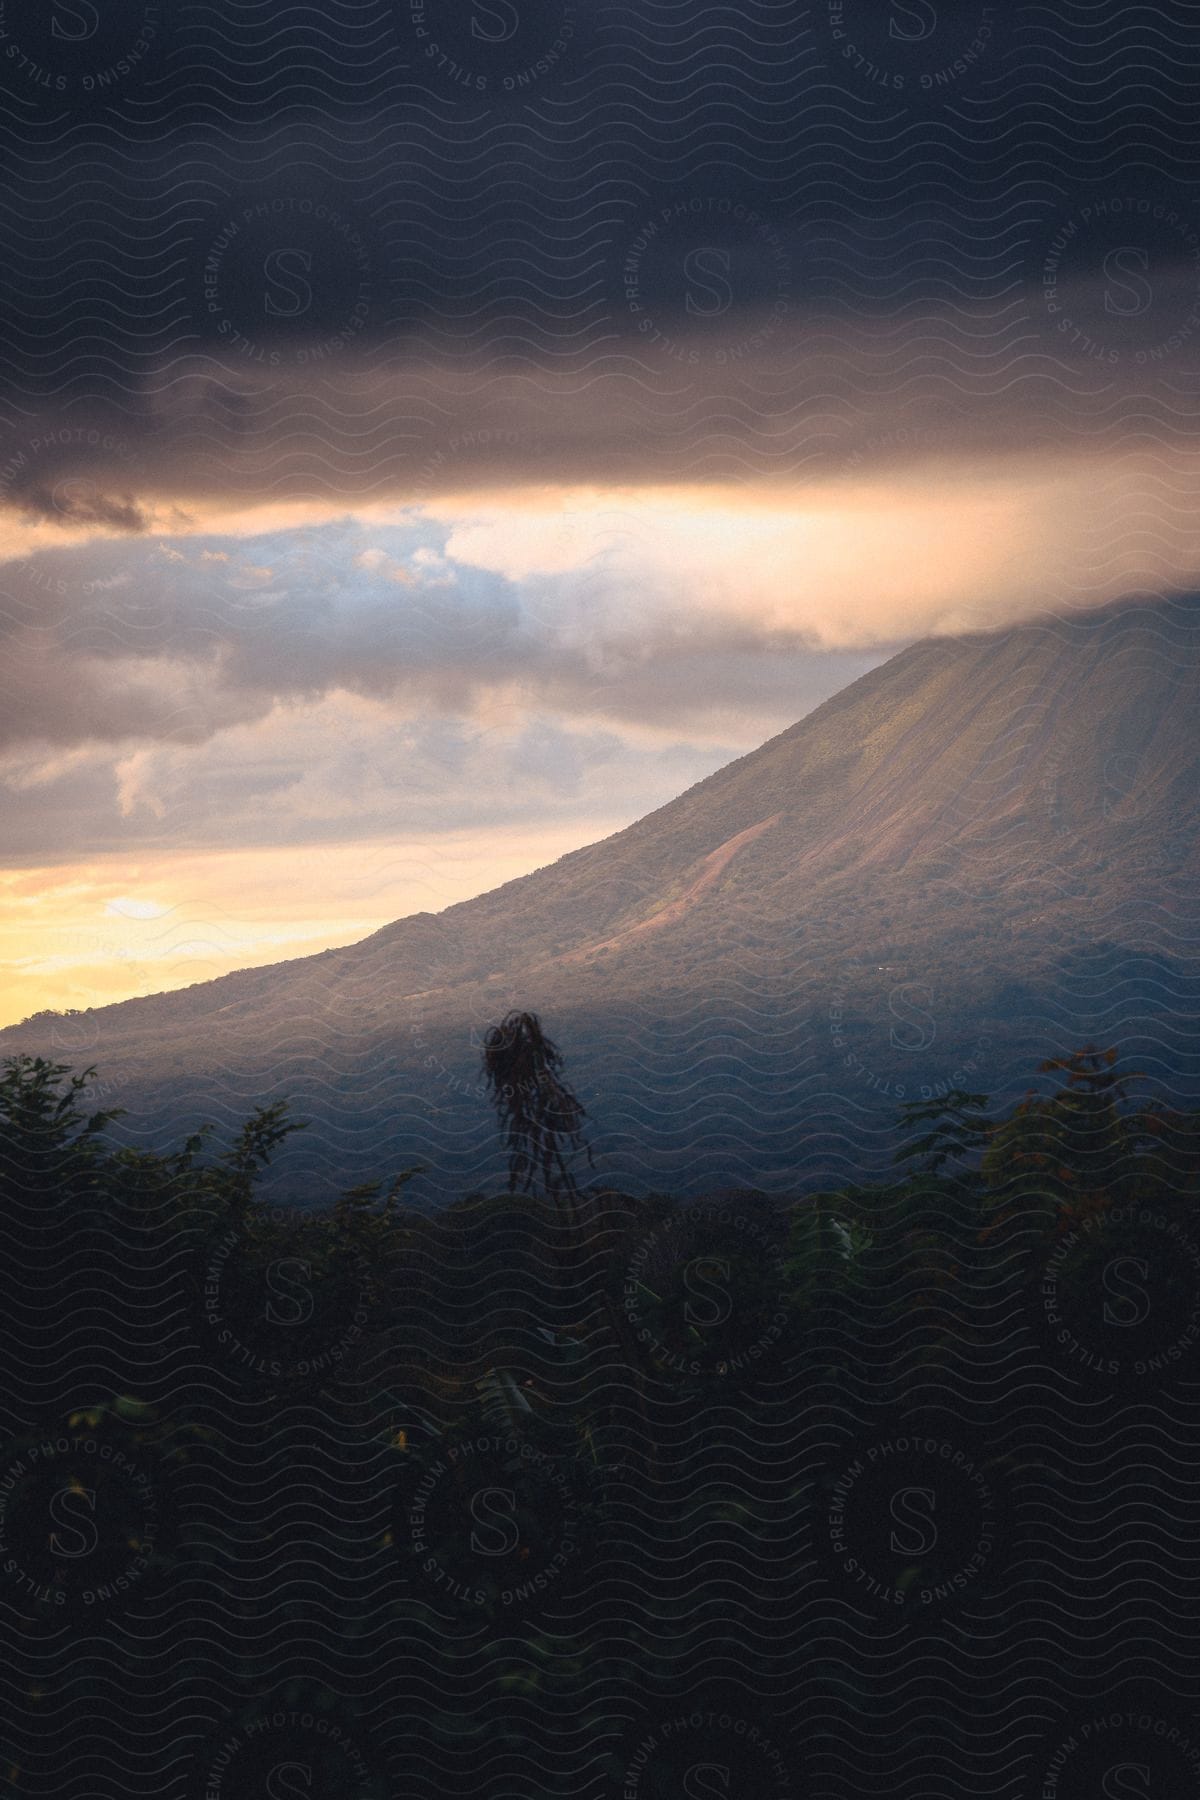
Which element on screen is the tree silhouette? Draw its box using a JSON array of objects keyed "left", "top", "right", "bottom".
[{"left": 481, "top": 1011, "right": 591, "bottom": 1200}]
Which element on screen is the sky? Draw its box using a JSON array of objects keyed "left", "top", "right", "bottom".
[{"left": 3, "top": 0, "right": 1200, "bottom": 1024}]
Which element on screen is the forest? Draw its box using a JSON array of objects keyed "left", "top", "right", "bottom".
[{"left": 2, "top": 1021, "right": 1199, "bottom": 1795}]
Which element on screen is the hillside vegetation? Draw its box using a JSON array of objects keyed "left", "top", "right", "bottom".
[{"left": 4, "top": 594, "right": 1199, "bottom": 1201}]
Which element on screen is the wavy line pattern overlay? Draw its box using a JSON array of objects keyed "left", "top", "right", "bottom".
[{"left": 2, "top": 3, "right": 1200, "bottom": 1797}]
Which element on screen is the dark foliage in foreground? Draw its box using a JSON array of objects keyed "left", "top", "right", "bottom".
[{"left": 2, "top": 1037, "right": 1199, "bottom": 1781}]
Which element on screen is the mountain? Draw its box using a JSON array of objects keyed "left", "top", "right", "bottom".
[{"left": 5, "top": 593, "right": 1200, "bottom": 1201}]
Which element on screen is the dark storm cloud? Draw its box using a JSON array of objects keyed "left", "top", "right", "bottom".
[
  {"left": 12, "top": 482, "right": 150, "bottom": 533},
  {"left": 2, "top": 318, "right": 1200, "bottom": 536},
  {"left": 1, "top": 2, "right": 1198, "bottom": 408},
  {"left": 1, "top": 0, "right": 1199, "bottom": 856},
  {"left": 0, "top": 0, "right": 1198, "bottom": 522}
]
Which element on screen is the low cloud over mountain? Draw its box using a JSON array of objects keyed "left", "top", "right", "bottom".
[{"left": 6, "top": 592, "right": 1197, "bottom": 1200}]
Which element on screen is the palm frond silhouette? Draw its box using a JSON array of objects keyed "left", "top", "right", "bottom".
[{"left": 481, "top": 1010, "right": 591, "bottom": 1198}]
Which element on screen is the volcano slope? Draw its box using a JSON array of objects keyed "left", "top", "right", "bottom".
[{"left": 4, "top": 593, "right": 1199, "bottom": 1202}]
